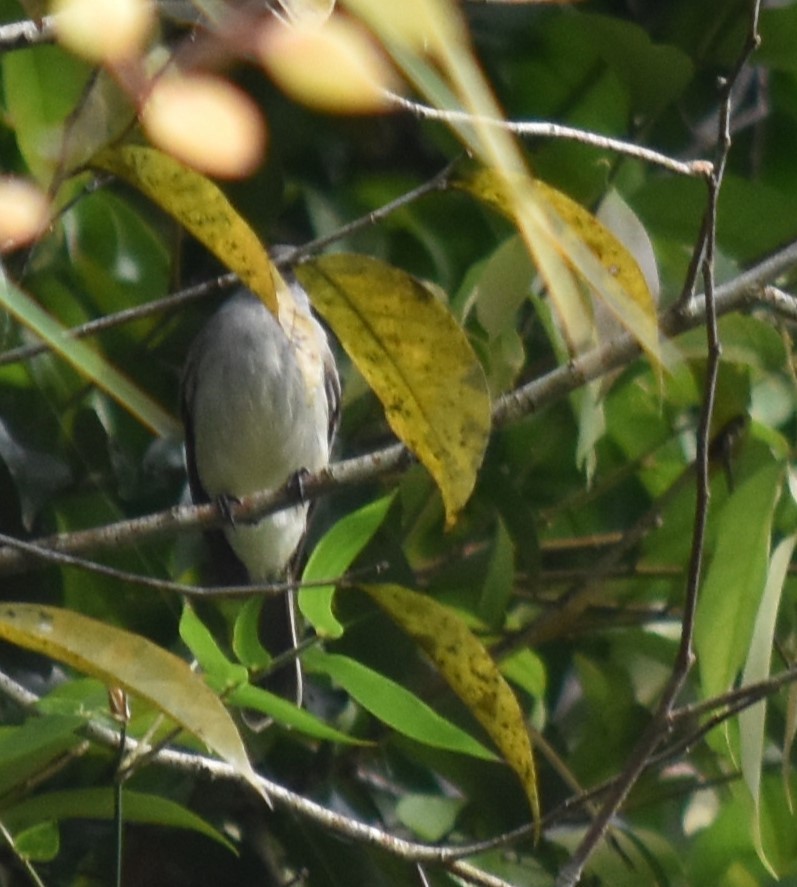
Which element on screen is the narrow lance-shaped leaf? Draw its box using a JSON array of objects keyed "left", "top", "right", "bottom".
[
  {"left": 297, "top": 254, "right": 491, "bottom": 525},
  {"left": 303, "top": 647, "right": 497, "bottom": 761},
  {"left": 694, "top": 461, "right": 784, "bottom": 704},
  {"left": 0, "top": 605, "right": 267, "bottom": 803},
  {"left": 0, "top": 273, "right": 178, "bottom": 438},
  {"left": 740, "top": 533, "right": 796, "bottom": 878},
  {"left": 358, "top": 583, "right": 540, "bottom": 829},
  {"left": 300, "top": 492, "right": 396, "bottom": 638},
  {"left": 3, "top": 788, "right": 235, "bottom": 852},
  {"left": 91, "top": 145, "right": 278, "bottom": 314}
]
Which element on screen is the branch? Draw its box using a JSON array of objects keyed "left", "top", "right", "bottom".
[
  {"left": 386, "top": 91, "right": 711, "bottom": 178},
  {"left": 555, "top": 4, "right": 763, "bottom": 883},
  {"left": 0, "top": 667, "right": 518, "bottom": 887},
  {"left": 0, "top": 161, "right": 456, "bottom": 368},
  {"left": 0, "top": 16, "right": 55, "bottom": 52},
  {"left": 1, "top": 236, "right": 796, "bottom": 579}
]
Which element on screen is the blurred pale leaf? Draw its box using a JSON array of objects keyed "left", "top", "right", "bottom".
[
  {"left": 141, "top": 74, "right": 266, "bottom": 178},
  {"left": 259, "top": 13, "right": 396, "bottom": 113}
]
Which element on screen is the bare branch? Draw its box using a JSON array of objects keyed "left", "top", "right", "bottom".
[
  {"left": 1, "top": 236, "right": 796, "bottom": 580},
  {"left": 0, "top": 16, "right": 55, "bottom": 52},
  {"left": 555, "top": 4, "right": 764, "bottom": 883},
  {"left": 386, "top": 91, "right": 711, "bottom": 178},
  {"left": 0, "top": 666, "right": 519, "bottom": 887}
]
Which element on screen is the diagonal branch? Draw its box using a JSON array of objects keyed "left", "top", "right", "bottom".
[
  {"left": 555, "top": 3, "right": 763, "bottom": 883},
  {"left": 0, "top": 234, "right": 795, "bottom": 580},
  {"left": 0, "top": 15, "right": 55, "bottom": 52},
  {"left": 0, "top": 664, "right": 520, "bottom": 887}
]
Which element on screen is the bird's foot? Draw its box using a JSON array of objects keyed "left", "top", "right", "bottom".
[
  {"left": 286, "top": 467, "right": 312, "bottom": 504},
  {"left": 215, "top": 493, "right": 242, "bottom": 526}
]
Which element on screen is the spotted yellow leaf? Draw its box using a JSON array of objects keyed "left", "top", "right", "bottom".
[
  {"left": 359, "top": 583, "right": 540, "bottom": 828},
  {"left": 297, "top": 253, "right": 491, "bottom": 525},
  {"left": 92, "top": 145, "right": 277, "bottom": 314}
]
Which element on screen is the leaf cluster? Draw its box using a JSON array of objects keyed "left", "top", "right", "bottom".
[{"left": 1, "top": 1, "right": 797, "bottom": 886}]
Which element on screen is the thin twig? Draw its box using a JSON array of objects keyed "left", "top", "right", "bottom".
[
  {"left": 0, "top": 16, "right": 56, "bottom": 52},
  {"left": 0, "top": 273, "right": 237, "bottom": 367},
  {"left": 0, "top": 668, "right": 514, "bottom": 887},
  {"left": 0, "top": 161, "right": 457, "bottom": 367},
  {"left": 1, "top": 236, "right": 796, "bottom": 579},
  {"left": 386, "top": 91, "right": 711, "bottom": 178},
  {"left": 554, "top": 4, "right": 763, "bottom": 883},
  {"left": 0, "top": 530, "right": 357, "bottom": 598}
]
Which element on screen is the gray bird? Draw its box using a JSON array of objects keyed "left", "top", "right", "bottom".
[{"left": 181, "top": 267, "right": 340, "bottom": 707}]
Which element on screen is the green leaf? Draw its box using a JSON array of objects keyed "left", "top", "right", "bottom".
[
  {"left": 395, "top": 793, "right": 465, "bottom": 842},
  {"left": 740, "top": 533, "right": 796, "bottom": 877},
  {"left": 0, "top": 272, "right": 179, "bottom": 438},
  {"left": 0, "top": 604, "right": 266, "bottom": 802},
  {"left": 0, "top": 716, "right": 84, "bottom": 797},
  {"left": 500, "top": 648, "right": 547, "bottom": 701},
  {"left": 232, "top": 597, "right": 273, "bottom": 672},
  {"left": 695, "top": 461, "right": 785, "bottom": 702},
  {"left": 1, "top": 44, "right": 91, "bottom": 182},
  {"left": 13, "top": 821, "right": 60, "bottom": 863},
  {"left": 3, "top": 788, "right": 234, "bottom": 853},
  {"left": 297, "top": 254, "right": 491, "bottom": 525},
  {"left": 357, "top": 583, "right": 539, "bottom": 826},
  {"left": 179, "top": 602, "right": 250, "bottom": 691},
  {"left": 477, "top": 515, "right": 515, "bottom": 629},
  {"left": 300, "top": 492, "right": 396, "bottom": 638},
  {"left": 226, "top": 681, "right": 362, "bottom": 744},
  {"left": 303, "top": 647, "right": 496, "bottom": 761}
]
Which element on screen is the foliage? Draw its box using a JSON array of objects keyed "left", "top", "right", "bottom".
[{"left": 1, "top": 0, "right": 797, "bottom": 885}]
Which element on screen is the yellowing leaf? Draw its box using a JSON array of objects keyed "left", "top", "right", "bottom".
[
  {"left": 92, "top": 145, "right": 277, "bottom": 314},
  {"left": 457, "top": 165, "right": 667, "bottom": 365},
  {"left": 359, "top": 583, "right": 539, "bottom": 828},
  {"left": 297, "top": 254, "right": 490, "bottom": 525},
  {"left": 0, "top": 604, "right": 266, "bottom": 802}
]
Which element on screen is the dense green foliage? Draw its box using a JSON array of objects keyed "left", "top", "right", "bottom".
[{"left": 2, "top": 0, "right": 797, "bottom": 885}]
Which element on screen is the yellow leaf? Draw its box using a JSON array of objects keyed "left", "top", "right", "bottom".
[
  {"left": 296, "top": 254, "right": 491, "bottom": 525},
  {"left": 92, "top": 145, "right": 277, "bottom": 314},
  {"left": 359, "top": 583, "right": 540, "bottom": 828},
  {"left": 457, "top": 165, "right": 668, "bottom": 365},
  {"left": 0, "top": 604, "right": 266, "bottom": 802}
]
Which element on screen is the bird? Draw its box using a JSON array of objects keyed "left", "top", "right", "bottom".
[{"left": 181, "top": 263, "right": 340, "bottom": 709}]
